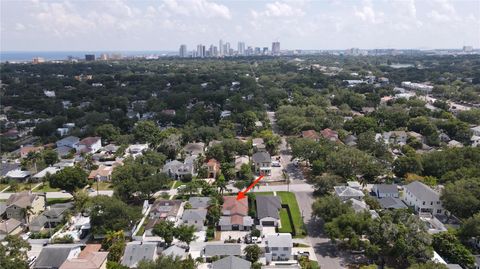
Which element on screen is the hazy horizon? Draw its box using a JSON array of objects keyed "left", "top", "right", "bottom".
[{"left": 1, "top": 0, "right": 479, "bottom": 51}]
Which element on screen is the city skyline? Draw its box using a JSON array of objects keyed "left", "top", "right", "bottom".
[{"left": 1, "top": 0, "right": 479, "bottom": 51}]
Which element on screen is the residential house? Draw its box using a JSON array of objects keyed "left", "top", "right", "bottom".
[
  {"left": 121, "top": 242, "right": 158, "bottom": 268},
  {"left": 256, "top": 195, "right": 281, "bottom": 227},
  {"left": 56, "top": 136, "right": 80, "bottom": 149},
  {"left": 145, "top": 200, "right": 183, "bottom": 236},
  {"left": 162, "top": 245, "right": 188, "bottom": 259},
  {"left": 162, "top": 160, "right": 195, "bottom": 180},
  {"left": 471, "top": 126, "right": 480, "bottom": 136},
  {"left": 187, "top": 197, "right": 211, "bottom": 209},
  {"left": 402, "top": 181, "right": 444, "bottom": 215},
  {"left": 343, "top": 135, "right": 357, "bottom": 146},
  {"left": 372, "top": 184, "right": 399, "bottom": 198},
  {"left": 301, "top": 130, "right": 320, "bottom": 141},
  {"left": 34, "top": 244, "right": 82, "bottom": 269},
  {"left": 5, "top": 191, "right": 45, "bottom": 222},
  {"left": 212, "top": 256, "right": 251, "bottom": 269},
  {"left": 75, "top": 137, "right": 102, "bottom": 154},
  {"left": 29, "top": 203, "right": 72, "bottom": 232},
  {"left": 59, "top": 247, "right": 108, "bottom": 269},
  {"left": 33, "top": 167, "right": 61, "bottom": 181},
  {"left": 218, "top": 196, "right": 253, "bottom": 231},
  {"left": 183, "top": 142, "right": 205, "bottom": 156},
  {"left": 20, "top": 145, "right": 44, "bottom": 158},
  {"left": 1, "top": 161, "right": 20, "bottom": 179},
  {"left": 181, "top": 209, "right": 207, "bottom": 231},
  {"left": 0, "top": 218, "right": 23, "bottom": 239},
  {"left": 203, "top": 244, "right": 242, "bottom": 258},
  {"left": 205, "top": 158, "right": 220, "bottom": 178},
  {"left": 349, "top": 198, "right": 369, "bottom": 213},
  {"left": 235, "top": 155, "right": 250, "bottom": 175},
  {"left": 347, "top": 181, "right": 362, "bottom": 190},
  {"left": 252, "top": 151, "right": 272, "bottom": 176},
  {"left": 378, "top": 197, "right": 408, "bottom": 210},
  {"left": 5, "top": 169, "right": 31, "bottom": 181},
  {"left": 252, "top": 138, "right": 266, "bottom": 152},
  {"left": 88, "top": 165, "right": 116, "bottom": 181},
  {"left": 265, "top": 233, "right": 293, "bottom": 262},
  {"left": 448, "top": 140, "right": 463, "bottom": 148},
  {"left": 334, "top": 186, "right": 364, "bottom": 201},
  {"left": 320, "top": 128, "right": 339, "bottom": 142},
  {"left": 382, "top": 131, "right": 408, "bottom": 145},
  {"left": 408, "top": 131, "right": 425, "bottom": 143},
  {"left": 126, "top": 144, "right": 149, "bottom": 157}
]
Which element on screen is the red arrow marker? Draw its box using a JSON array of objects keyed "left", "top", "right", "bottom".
[{"left": 236, "top": 175, "right": 264, "bottom": 200}]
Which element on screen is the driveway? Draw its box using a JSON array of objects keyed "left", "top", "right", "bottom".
[{"left": 219, "top": 231, "right": 249, "bottom": 241}]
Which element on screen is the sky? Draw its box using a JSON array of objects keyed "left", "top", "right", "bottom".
[{"left": 1, "top": 0, "right": 479, "bottom": 51}]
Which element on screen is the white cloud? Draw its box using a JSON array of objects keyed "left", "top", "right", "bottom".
[
  {"left": 161, "top": 0, "right": 231, "bottom": 19},
  {"left": 354, "top": 0, "right": 384, "bottom": 24},
  {"left": 251, "top": 1, "right": 305, "bottom": 18},
  {"left": 15, "top": 23, "right": 26, "bottom": 31}
]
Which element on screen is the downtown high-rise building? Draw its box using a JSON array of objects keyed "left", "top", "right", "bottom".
[
  {"left": 272, "top": 42, "right": 280, "bottom": 55},
  {"left": 197, "top": 44, "right": 205, "bottom": 58},
  {"left": 179, "top": 44, "right": 187, "bottom": 58},
  {"left": 224, "top": 42, "right": 231, "bottom": 56},
  {"left": 219, "top": 39, "right": 224, "bottom": 56},
  {"left": 238, "top": 42, "right": 245, "bottom": 56}
]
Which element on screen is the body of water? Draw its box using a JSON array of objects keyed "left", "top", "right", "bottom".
[{"left": 0, "top": 51, "right": 177, "bottom": 62}]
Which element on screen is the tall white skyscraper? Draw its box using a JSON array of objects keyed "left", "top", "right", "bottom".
[
  {"left": 219, "top": 39, "right": 224, "bottom": 56},
  {"left": 179, "top": 44, "right": 187, "bottom": 58},
  {"left": 238, "top": 42, "right": 245, "bottom": 55},
  {"left": 272, "top": 42, "right": 280, "bottom": 55},
  {"left": 224, "top": 42, "right": 231, "bottom": 56},
  {"left": 197, "top": 44, "right": 205, "bottom": 58}
]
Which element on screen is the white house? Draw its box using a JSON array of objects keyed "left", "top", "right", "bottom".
[
  {"left": 265, "top": 233, "right": 293, "bottom": 262},
  {"left": 402, "top": 181, "right": 444, "bottom": 216},
  {"left": 74, "top": 137, "right": 102, "bottom": 154},
  {"left": 372, "top": 184, "right": 399, "bottom": 198},
  {"left": 334, "top": 186, "right": 364, "bottom": 201}
]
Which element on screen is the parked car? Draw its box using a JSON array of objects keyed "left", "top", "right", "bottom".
[
  {"left": 272, "top": 161, "right": 281, "bottom": 167},
  {"left": 297, "top": 251, "right": 310, "bottom": 257}
]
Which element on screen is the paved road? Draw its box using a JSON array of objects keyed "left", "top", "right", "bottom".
[{"left": 267, "top": 110, "right": 345, "bottom": 269}]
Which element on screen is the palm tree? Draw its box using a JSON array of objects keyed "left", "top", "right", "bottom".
[
  {"left": 22, "top": 206, "right": 34, "bottom": 224},
  {"left": 102, "top": 230, "right": 125, "bottom": 250}
]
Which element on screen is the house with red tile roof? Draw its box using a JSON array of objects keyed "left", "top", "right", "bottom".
[
  {"left": 218, "top": 196, "right": 253, "bottom": 231},
  {"left": 301, "top": 130, "right": 320, "bottom": 141}
]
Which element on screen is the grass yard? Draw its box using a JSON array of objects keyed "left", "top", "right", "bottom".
[
  {"left": 277, "top": 191, "right": 306, "bottom": 237},
  {"left": 33, "top": 182, "right": 60, "bottom": 192},
  {"left": 278, "top": 208, "right": 293, "bottom": 234},
  {"left": 0, "top": 184, "right": 9, "bottom": 191},
  {"left": 310, "top": 260, "right": 320, "bottom": 269},
  {"left": 47, "top": 197, "right": 73, "bottom": 205},
  {"left": 91, "top": 181, "right": 113, "bottom": 191},
  {"left": 172, "top": 181, "right": 186, "bottom": 189}
]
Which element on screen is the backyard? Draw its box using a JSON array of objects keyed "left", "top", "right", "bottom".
[{"left": 277, "top": 191, "right": 306, "bottom": 237}]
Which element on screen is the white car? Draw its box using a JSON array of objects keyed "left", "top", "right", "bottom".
[{"left": 272, "top": 161, "right": 281, "bottom": 167}]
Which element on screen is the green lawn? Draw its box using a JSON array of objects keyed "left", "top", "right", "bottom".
[
  {"left": 47, "top": 198, "right": 72, "bottom": 205},
  {"left": 310, "top": 260, "right": 320, "bottom": 269},
  {"left": 0, "top": 184, "right": 9, "bottom": 191},
  {"left": 172, "top": 181, "right": 187, "bottom": 189},
  {"left": 33, "top": 182, "right": 60, "bottom": 192},
  {"left": 91, "top": 181, "right": 113, "bottom": 191},
  {"left": 278, "top": 208, "right": 293, "bottom": 233},
  {"left": 277, "top": 191, "right": 306, "bottom": 237}
]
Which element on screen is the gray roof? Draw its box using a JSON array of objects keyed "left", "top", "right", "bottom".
[
  {"left": 121, "top": 242, "right": 157, "bottom": 268},
  {"left": 56, "top": 136, "right": 80, "bottom": 146},
  {"left": 378, "top": 197, "right": 407, "bottom": 209},
  {"left": 0, "top": 203, "right": 6, "bottom": 215},
  {"left": 162, "top": 245, "right": 187, "bottom": 259},
  {"left": 374, "top": 184, "right": 399, "bottom": 195},
  {"left": 404, "top": 181, "right": 439, "bottom": 201},
  {"left": 252, "top": 151, "right": 271, "bottom": 163},
  {"left": 256, "top": 196, "right": 281, "bottom": 220},
  {"left": 204, "top": 244, "right": 242, "bottom": 257},
  {"left": 266, "top": 233, "right": 292, "bottom": 248},
  {"left": 188, "top": 197, "right": 211, "bottom": 208},
  {"left": 1, "top": 162, "right": 20, "bottom": 177},
  {"left": 334, "top": 186, "right": 364, "bottom": 198},
  {"left": 182, "top": 209, "right": 207, "bottom": 221},
  {"left": 34, "top": 244, "right": 82, "bottom": 269},
  {"left": 212, "top": 256, "right": 251, "bottom": 269}
]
